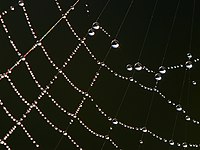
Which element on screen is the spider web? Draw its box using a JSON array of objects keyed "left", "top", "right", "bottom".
[{"left": 0, "top": 0, "right": 200, "bottom": 149}]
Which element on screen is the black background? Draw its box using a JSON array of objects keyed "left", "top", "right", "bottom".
[{"left": 0, "top": 0, "right": 200, "bottom": 149}]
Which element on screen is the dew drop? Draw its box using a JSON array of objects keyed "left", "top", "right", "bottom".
[
  {"left": 185, "top": 61, "right": 192, "bottom": 69},
  {"left": 192, "top": 81, "right": 197, "bottom": 85},
  {"left": 139, "top": 140, "right": 143, "bottom": 144},
  {"left": 182, "top": 142, "right": 187, "bottom": 148},
  {"left": 155, "top": 73, "right": 162, "bottom": 81},
  {"left": 18, "top": 0, "right": 24, "bottom": 6},
  {"left": 88, "top": 28, "right": 95, "bottom": 36},
  {"left": 126, "top": 64, "right": 133, "bottom": 71},
  {"left": 10, "top": 6, "right": 15, "bottom": 11},
  {"left": 105, "top": 135, "right": 109, "bottom": 140},
  {"left": 187, "top": 53, "right": 192, "bottom": 59},
  {"left": 112, "top": 118, "right": 118, "bottom": 125},
  {"left": 92, "top": 22, "right": 100, "bottom": 30},
  {"left": 111, "top": 39, "right": 120, "bottom": 48},
  {"left": 169, "top": 140, "right": 175, "bottom": 146},
  {"left": 141, "top": 127, "right": 147, "bottom": 133},
  {"left": 185, "top": 115, "right": 191, "bottom": 121},
  {"left": 176, "top": 104, "right": 182, "bottom": 111},
  {"left": 134, "top": 62, "right": 143, "bottom": 71},
  {"left": 159, "top": 66, "right": 166, "bottom": 74}
]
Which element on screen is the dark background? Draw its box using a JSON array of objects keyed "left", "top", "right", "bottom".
[{"left": 0, "top": 0, "right": 200, "bottom": 149}]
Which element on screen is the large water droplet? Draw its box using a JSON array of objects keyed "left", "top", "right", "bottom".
[
  {"left": 155, "top": 73, "right": 162, "bottom": 81},
  {"left": 169, "top": 140, "right": 175, "bottom": 146},
  {"left": 176, "top": 104, "right": 182, "bottom": 111},
  {"left": 134, "top": 62, "right": 143, "bottom": 71},
  {"left": 112, "top": 118, "right": 118, "bottom": 125},
  {"left": 159, "top": 66, "right": 166, "bottom": 74},
  {"left": 92, "top": 22, "right": 100, "bottom": 30},
  {"left": 185, "top": 61, "right": 192, "bottom": 69},
  {"left": 187, "top": 53, "right": 192, "bottom": 59},
  {"left": 88, "top": 28, "right": 95, "bottom": 36},
  {"left": 126, "top": 64, "right": 133, "bottom": 71},
  {"left": 18, "top": 0, "right": 24, "bottom": 6},
  {"left": 111, "top": 39, "right": 120, "bottom": 48}
]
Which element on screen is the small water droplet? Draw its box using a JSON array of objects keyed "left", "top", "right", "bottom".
[
  {"left": 176, "top": 104, "right": 182, "bottom": 111},
  {"left": 185, "top": 61, "right": 192, "bottom": 69},
  {"left": 185, "top": 115, "right": 191, "bottom": 121},
  {"left": 111, "top": 39, "right": 120, "bottom": 48},
  {"left": 92, "top": 22, "right": 100, "bottom": 30},
  {"left": 169, "top": 140, "right": 174, "bottom": 146},
  {"left": 105, "top": 135, "right": 109, "bottom": 140},
  {"left": 112, "top": 118, "right": 118, "bottom": 125},
  {"left": 88, "top": 28, "right": 95, "bottom": 36},
  {"left": 159, "top": 66, "right": 166, "bottom": 74},
  {"left": 182, "top": 142, "right": 187, "bottom": 148},
  {"left": 139, "top": 140, "right": 143, "bottom": 144},
  {"left": 18, "top": 0, "right": 24, "bottom": 6},
  {"left": 192, "top": 81, "right": 197, "bottom": 85},
  {"left": 155, "top": 73, "right": 162, "bottom": 81},
  {"left": 141, "top": 127, "right": 147, "bottom": 133},
  {"left": 10, "top": 6, "right": 15, "bottom": 11},
  {"left": 134, "top": 62, "right": 143, "bottom": 71},
  {"left": 36, "top": 40, "right": 42, "bottom": 46},
  {"left": 187, "top": 53, "right": 192, "bottom": 59},
  {"left": 129, "top": 77, "right": 134, "bottom": 82},
  {"left": 126, "top": 64, "right": 133, "bottom": 71}
]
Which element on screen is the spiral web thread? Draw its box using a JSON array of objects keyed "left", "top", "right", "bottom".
[{"left": 0, "top": 0, "right": 200, "bottom": 149}]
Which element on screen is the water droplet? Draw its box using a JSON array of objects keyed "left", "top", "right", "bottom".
[
  {"left": 112, "top": 118, "right": 118, "bottom": 125},
  {"left": 192, "top": 81, "right": 197, "bottom": 85},
  {"left": 185, "top": 115, "right": 191, "bottom": 121},
  {"left": 16, "top": 121, "right": 21, "bottom": 125},
  {"left": 88, "top": 28, "right": 95, "bottom": 36},
  {"left": 111, "top": 39, "right": 120, "bottom": 48},
  {"left": 187, "top": 53, "right": 192, "bottom": 59},
  {"left": 105, "top": 135, "right": 109, "bottom": 139},
  {"left": 176, "top": 104, "right": 182, "bottom": 111},
  {"left": 185, "top": 61, "right": 192, "bottom": 69},
  {"left": 169, "top": 140, "right": 174, "bottom": 146},
  {"left": 134, "top": 62, "right": 143, "bottom": 71},
  {"left": 18, "top": 0, "right": 24, "bottom": 6},
  {"left": 129, "top": 77, "right": 134, "bottom": 82},
  {"left": 36, "top": 40, "right": 42, "bottom": 46},
  {"left": 10, "top": 6, "right": 15, "bottom": 11},
  {"left": 155, "top": 73, "right": 162, "bottom": 81},
  {"left": 92, "top": 22, "right": 100, "bottom": 30},
  {"left": 141, "top": 127, "right": 147, "bottom": 133},
  {"left": 63, "top": 131, "right": 67, "bottom": 136},
  {"left": 139, "top": 140, "right": 143, "bottom": 144},
  {"left": 159, "top": 66, "right": 166, "bottom": 74},
  {"left": 182, "top": 142, "right": 187, "bottom": 148},
  {"left": 126, "top": 64, "right": 133, "bottom": 71}
]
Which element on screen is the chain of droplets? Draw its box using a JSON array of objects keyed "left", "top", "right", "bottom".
[
  {"left": 0, "top": 0, "right": 200, "bottom": 149},
  {"left": 52, "top": 1, "right": 200, "bottom": 148},
  {"left": 0, "top": 1, "right": 120, "bottom": 149},
  {"left": 0, "top": 0, "right": 86, "bottom": 149},
  {"left": 21, "top": 1, "right": 119, "bottom": 148},
  {"left": 0, "top": 96, "right": 39, "bottom": 148},
  {"left": 1, "top": 0, "right": 199, "bottom": 128},
  {"left": 53, "top": 1, "right": 200, "bottom": 127},
  {"left": 0, "top": 138, "right": 11, "bottom": 150},
  {"left": 28, "top": 0, "right": 200, "bottom": 144}
]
